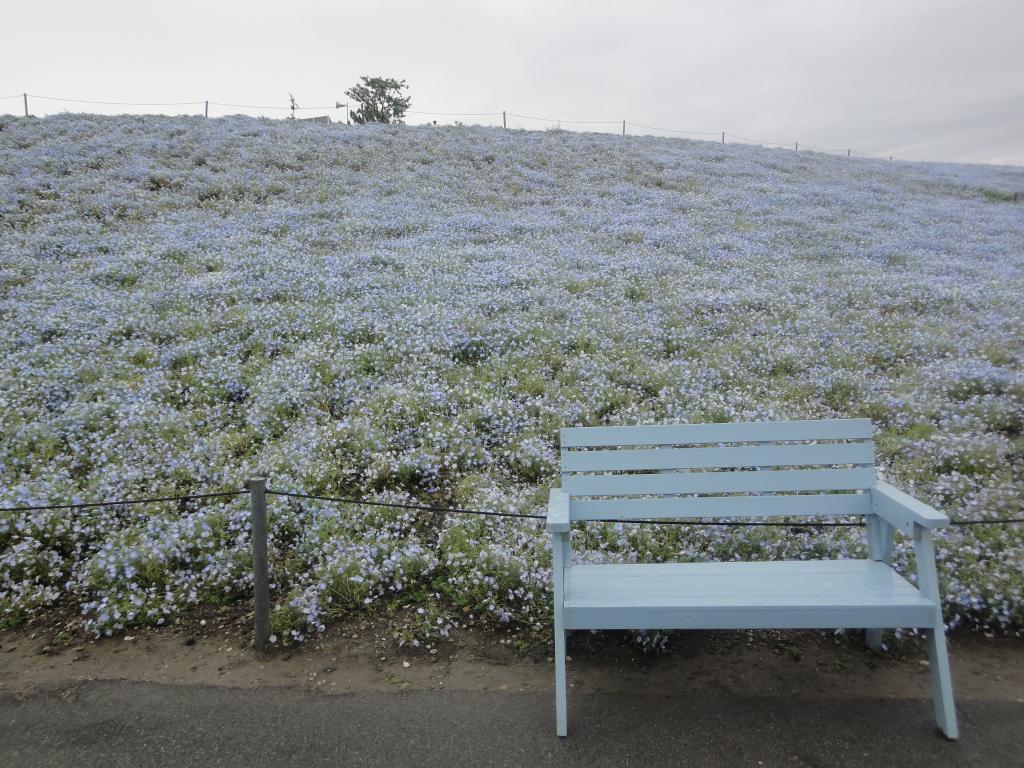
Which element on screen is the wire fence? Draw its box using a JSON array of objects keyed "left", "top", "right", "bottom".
[
  {"left": 3, "top": 478, "right": 1020, "bottom": 649},
  {"left": 0, "top": 91, "right": 898, "bottom": 162},
  {"left": 1, "top": 484, "right": 1021, "bottom": 526},
  {"left": 0, "top": 489, "right": 249, "bottom": 513}
]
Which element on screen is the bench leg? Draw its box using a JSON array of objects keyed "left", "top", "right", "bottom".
[
  {"left": 555, "top": 629, "right": 568, "bottom": 736},
  {"left": 865, "top": 628, "right": 884, "bottom": 652},
  {"left": 865, "top": 517, "right": 893, "bottom": 655},
  {"left": 925, "top": 624, "right": 958, "bottom": 739}
]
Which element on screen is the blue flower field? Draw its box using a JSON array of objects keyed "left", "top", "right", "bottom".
[{"left": 1, "top": 114, "right": 1022, "bottom": 645}]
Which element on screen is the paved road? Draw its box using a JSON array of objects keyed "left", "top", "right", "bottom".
[{"left": 0, "top": 681, "right": 1018, "bottom": 767}]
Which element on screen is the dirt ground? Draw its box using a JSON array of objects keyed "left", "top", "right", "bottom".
[{"left": 2, "top": 616, "right": 1022, "bottom": 706}]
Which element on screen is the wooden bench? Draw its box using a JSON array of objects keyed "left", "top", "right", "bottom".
[{"left": 547, "top": 419, "right": 957, "bottom": 739}]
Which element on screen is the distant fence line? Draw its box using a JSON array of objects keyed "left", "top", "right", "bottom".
[{"left": 0, "top": 91, "right": 897, "bottom": 162}]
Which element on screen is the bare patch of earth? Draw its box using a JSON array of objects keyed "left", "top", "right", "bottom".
[{"left": 2, "top": 617, "right": 1021, "bottom": 706}]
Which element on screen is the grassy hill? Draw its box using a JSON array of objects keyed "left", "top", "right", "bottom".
[{"left": 1, "top": 114, "right": 1022, "bottom": 644}]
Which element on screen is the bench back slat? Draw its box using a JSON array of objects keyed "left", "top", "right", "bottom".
[
  {"left": 562, "top": 467, "right": 875, "bottom": 496},
  {"left": 560, "top": 442, "right": 874, "bottom": 472},
  {"left": 560, "top": 418, "right": 872, "bottom": 448},
  {"left": 571, "top": 493, "right": 872, "bottom": 520},
  {"left": 559, "top": 419, "right": 875, "bottom": 521}
]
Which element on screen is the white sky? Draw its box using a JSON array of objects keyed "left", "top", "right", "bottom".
[{"left": 3, "top": 0, "right": 1023, "bottom": 165}]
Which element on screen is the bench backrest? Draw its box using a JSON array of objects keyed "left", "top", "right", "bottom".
[{"left": 559, "top": 419, "right": 875, "bottom": 521}]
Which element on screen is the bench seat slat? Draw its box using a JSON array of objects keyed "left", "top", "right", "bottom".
[
  {"left": 563, "top": 560, "right": 935, "bottom": 630},
  {"left": 564, "top": 604, "right": 935, "bottom": 630},
  {"left": 562, "top": 467, "right": 875, "bottom": 496},
  {"left": 561, "top": 442, "right": 875, "bottom": 472},
  {"left": 570, "top": 492, "right": 871, "bottom": 520},
  {"left": 560, "top": 419, "right": 873, "bottom": 448}
]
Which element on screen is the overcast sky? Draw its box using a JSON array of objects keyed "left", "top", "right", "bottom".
[{"left": 3, "top": 0, "right": 1023, "bottom": 165}]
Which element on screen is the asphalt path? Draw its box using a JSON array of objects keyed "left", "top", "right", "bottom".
[{"left": 1, "top": 681, "right": 1018, "bottom": 767}]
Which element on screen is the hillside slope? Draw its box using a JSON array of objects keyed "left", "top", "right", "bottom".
[{"left": 1, "top": 115, "right": 1022, "bottom": 642}]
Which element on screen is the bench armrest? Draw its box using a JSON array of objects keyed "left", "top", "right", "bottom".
[
  {"left": 547, "top": 488, "right": 570, "bottom": 533},
  {"left": 871, "top": 481, "right": 949, "bottom": 534}
]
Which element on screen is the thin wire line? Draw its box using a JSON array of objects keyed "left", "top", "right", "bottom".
[
  {"left": 208, "top": 102, "right": 340, "bottom": 111},
  {"left": 264, "top": 489, "right": 1024, "bottom": 528},
  {"left": 629, "top": 122, "right": 720, "bottom": 136},
  {"left": 0, "top": 490, "right": 249, "bottom": 513},
  {"left": 407, "top": 110, "right": 503, "bottom": 117},
  {"left": 849, "top": 149, "right": 893, "bottom": 160},
  {"left": 610, "top": 520, "right": 860, "bottom": 528},
  {"left": 268, "top": 489, "right": 854, "bottom": 525},
  {"left": 726, "top": 133, "right": 792, "bottom": 147},
  {"left": 266, "top": 489, "right": 544, "bottom": 520},
  {"left": 952, "top": 518, "right": 1024, "bottom": 526},
  {"left": 272, "top": 490, "right": 853, "bottom": 526},
  {"left": 268, "top": 489, "right": 857, "bottom": 526},
  {"left": 1, "top": 485, "right": 1019, "bottom": 527},
  {"left": 208, "top": 102, "right": 292, "bottom": 110},
  {"left": 11, "top": 94, "right": 905, "bottom": 159},
  {"left": 507, "top": 112, "right": 621, "bottom": 125},
  {"left": 28, "top": 95, "right": 204, "bottom": 106},
  {"left": 800, "top": 143, "right": 847, "bottom": 154}
]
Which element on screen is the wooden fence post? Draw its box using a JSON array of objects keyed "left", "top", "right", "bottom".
[
  {"left": 23, "top": 93, "right": 28, "bottom": 117},
  {"left": 205, "top": 100, "right": 209, "bottom": 118},
  {"left": 622, "top": 120, "right": 626, "bottom": 136},
  {"left": 502, "top": 110, "right": 506, "bottom": 129},
  {"left": 249, "top": 476, "right": 271, "bottom": 650},
  {"left": 721, "top": 131, "right": 725, "bottom": 145}
]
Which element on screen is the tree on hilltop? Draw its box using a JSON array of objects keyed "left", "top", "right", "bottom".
[{"left": 345, "top": 76, "right": 411, "bottom": 124}]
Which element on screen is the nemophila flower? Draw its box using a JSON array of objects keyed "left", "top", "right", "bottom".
[{"left": 0, "top": 114, "right": 1022, "bottom": 643}]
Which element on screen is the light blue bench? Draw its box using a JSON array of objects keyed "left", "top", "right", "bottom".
[{"left": 547, "top": 419, "right": 957, "bottom": 739}]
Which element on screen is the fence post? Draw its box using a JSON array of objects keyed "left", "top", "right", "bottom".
[
  {"left": 23, "top": 93, "right": 28, "bottom": 117},
  {"left": 205, "top": 100, "right": 209, "bottom": 118},
  {"left": 847, "top": 148, "right": 850, "bottom": 157},
  {"left": 721, "top": 131, "right": 725, "bottom": 145},
  {"left": 795, "top": 141, "right": 798, "bottom": 151},
  {"left": 502, "top": 110, "right": 506, "bottom": 129},
  {"left": 249, "top": 476, "right": 271, "bottom": 651},
  {"left": 622, "top": 120, "right": 626, "bottom": 136}
]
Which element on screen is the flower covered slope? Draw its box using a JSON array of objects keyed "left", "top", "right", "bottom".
[{"left": 1, "top": 114, "right": 1022, "bottom": 643}]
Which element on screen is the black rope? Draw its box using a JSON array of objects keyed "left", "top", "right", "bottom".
[
  {"left": 265, "top": 489, "right": 544, "bottom": 520},
  {"left": 265, "top": 489, "right": 1024, "bottom": 528},
  {"left": 265, "top": 489, "right": 862, "bottom": 528},
  {"left": 952, "top": 518, "right": 1024, "bottom": 526},
  {"left": 1, "top": 485, "right": 1021, "bottom": 528},
  {"left": 0, "top": 489, "right": 249, "bottom": 513},
  {"left": 589, "top": 518, "right": 863, "bottom": 527},
  {"left": 269, "top": 489, "right": 854, "bottom": 525}
]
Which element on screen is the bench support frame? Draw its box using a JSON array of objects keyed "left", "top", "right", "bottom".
[
  {"left": 552, "top": 529, "right": 569, "bottom": 737},
  {"left": 913, "top": 523, "right": 959, "bottom": 739},
  {"left": 865, "top": 514, "right": 895, "bottom": 651}
]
